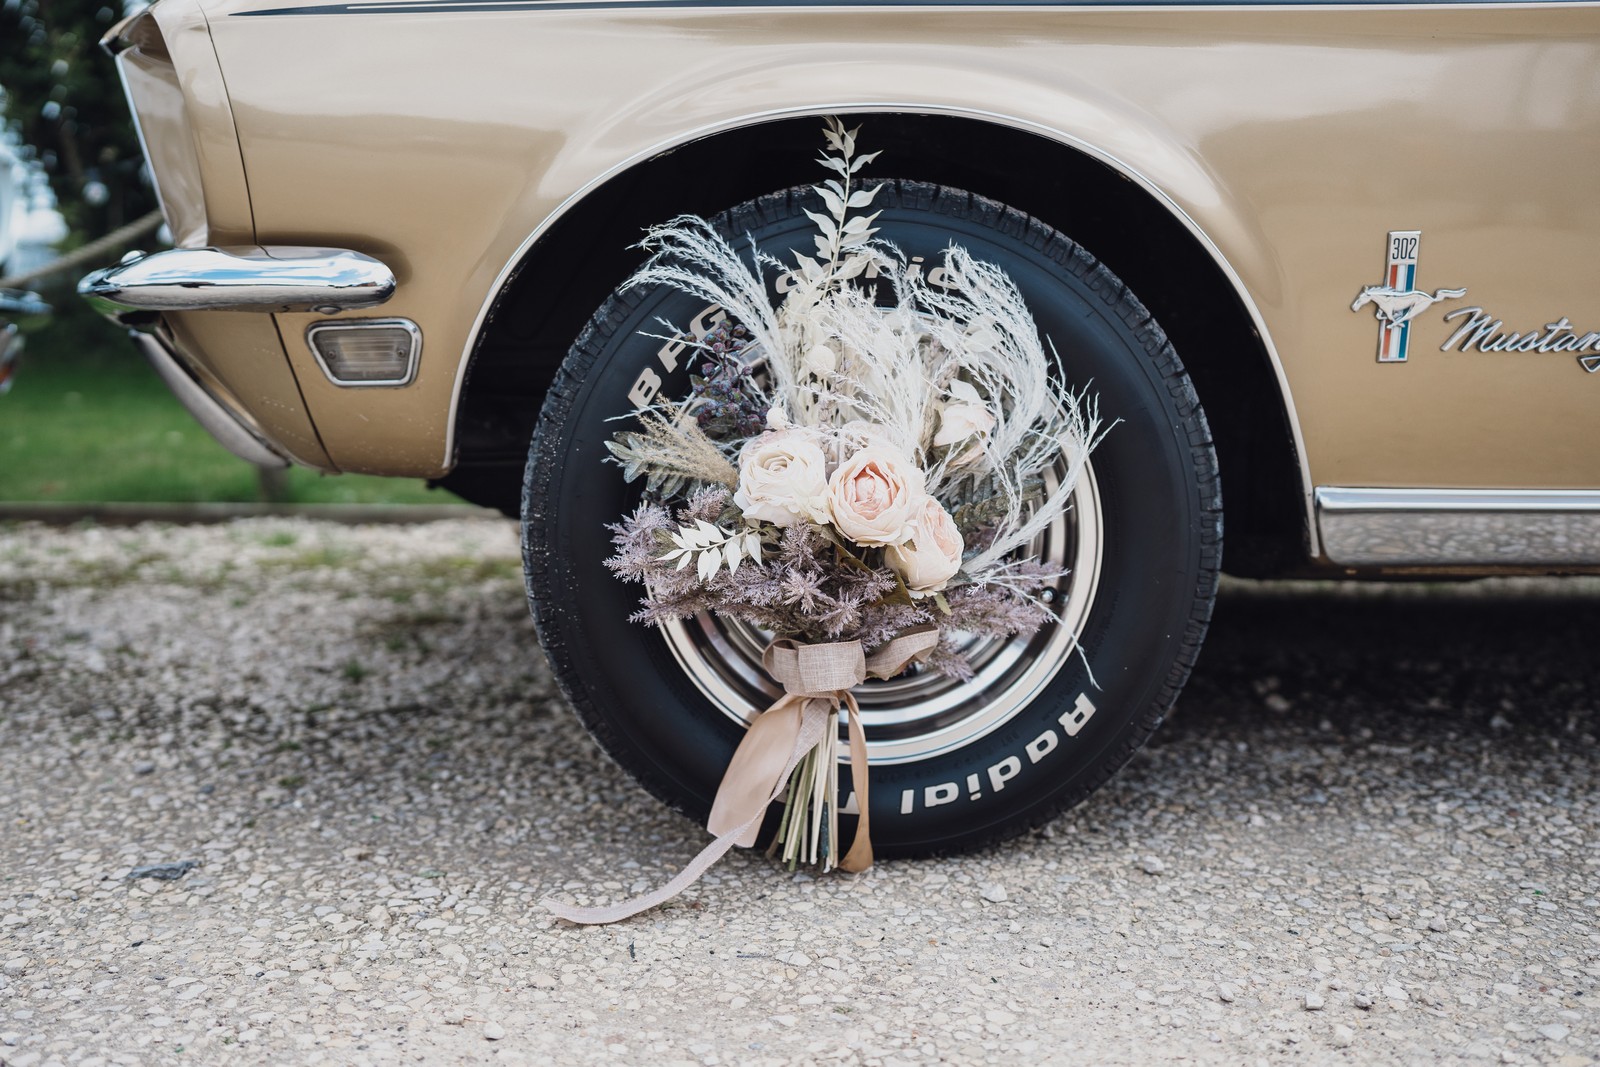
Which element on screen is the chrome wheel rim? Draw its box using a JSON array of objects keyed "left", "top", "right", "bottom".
[{"left": 661, "top": 461, "right": 1103, "bottom": 765}]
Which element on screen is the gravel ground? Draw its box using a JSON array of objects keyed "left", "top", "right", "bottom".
[{"left": 0, "top": 518, "right": 1596, "bottom": 1067}]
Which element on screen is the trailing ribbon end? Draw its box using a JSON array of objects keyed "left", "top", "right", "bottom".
[
  {"left": 541, "top": 627, "right": 937, "bottom": 925},
  {"left": 542, "top": 697, "right": 829, "bottom": 925}
]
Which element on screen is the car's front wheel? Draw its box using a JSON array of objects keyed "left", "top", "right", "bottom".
[{"left": 523, "top": 181, "right": 1220, "bottom": 856}]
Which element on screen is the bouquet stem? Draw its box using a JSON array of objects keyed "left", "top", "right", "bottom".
[{"left": 773, "top": 705, "right": 842, "bottom": 872}]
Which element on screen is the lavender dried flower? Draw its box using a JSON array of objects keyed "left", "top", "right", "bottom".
[{"left": 688, "top": 321, "right": 768, "bottom": 439}]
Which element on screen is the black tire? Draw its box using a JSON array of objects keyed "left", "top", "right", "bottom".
[{"left": 523, "top": 180, "right": 1220, "bottom": 857}]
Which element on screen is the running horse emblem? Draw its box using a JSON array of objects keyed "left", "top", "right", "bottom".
[{"left": 1351, "top": 285, "right": 1468, "bottom": 328}]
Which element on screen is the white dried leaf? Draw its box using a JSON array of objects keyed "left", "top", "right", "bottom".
[
  {"left": 816, "top": 155, "right": 848, "bottom": 176},
  {"left": 833, "top": 255, "right": 870, "bottom": 280},
  {"left": 948, "top": 379, "right": 984, "bottom": 404},
  {"left": 724, "top": 540, "right": 742, "bottom": 574},
  {"left": 802, "top": 210, "right": 839, "bottom": 247},
  {"left": 842, "top": 211, "right": 879, "bottom": 235},
  {"left": 847, "top": 186, "right": 880, "bottom": 208},
  {"left": 816, "top": 187, "right": 845, "bottom": 220},
  {"left": 675, "top": 552, "right": 693, "bottom": 571},
  {"left": 697, "top": 550, "right": 719, "bottom": 583},
  {"left": 966, "top": 327, "right": 1001, "bottom": 352},
  {"left": 848, "top": 150, "right": 882, "bottom": 174}
]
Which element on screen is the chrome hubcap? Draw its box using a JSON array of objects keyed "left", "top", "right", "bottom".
[{"left": 661, "top": 461, "right": 1103, "bottom": 765}]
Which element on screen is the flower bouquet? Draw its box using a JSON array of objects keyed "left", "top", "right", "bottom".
[{"left": 545, "top": 120, "right": 1103, "bottom": 924}]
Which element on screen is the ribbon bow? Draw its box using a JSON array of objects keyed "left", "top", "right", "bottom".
[{"left": 543, "top": 624, "right": 938, "bottom": 925}]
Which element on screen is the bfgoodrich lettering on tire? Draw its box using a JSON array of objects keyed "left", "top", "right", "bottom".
[{"left": 523, "top": 180, "right": 1221, "bottom": 857}]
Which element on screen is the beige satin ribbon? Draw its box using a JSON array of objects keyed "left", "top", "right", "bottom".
[{"left": 543, "top": 624, "right": 939, "bottom": 925}]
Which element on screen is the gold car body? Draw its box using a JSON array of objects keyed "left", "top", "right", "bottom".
[{"left": 84, "top": 0, "right": 1600, "bottom": 573}]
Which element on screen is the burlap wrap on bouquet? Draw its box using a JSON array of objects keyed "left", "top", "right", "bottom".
[{"left": 544, "top": 624, "right": 939, "bottom": 925}]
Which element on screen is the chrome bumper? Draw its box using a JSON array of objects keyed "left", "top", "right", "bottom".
[
  {"left": 78, "top": 245, "right": 395, "bottom": 324},
  {"left": 131, "top": 327, "right": 290, "bottom": 468}
]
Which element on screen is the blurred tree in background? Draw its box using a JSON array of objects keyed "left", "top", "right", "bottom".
[
  {"left": 1, "top": 0, "right": 155, "bottom": 358},
  {"left": 0, "top": 0, "right": 153, "bottom": 248}
]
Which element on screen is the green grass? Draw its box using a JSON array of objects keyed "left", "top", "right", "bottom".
[{"left": 0, "top": 345, "right": 467, "bottom": 506}]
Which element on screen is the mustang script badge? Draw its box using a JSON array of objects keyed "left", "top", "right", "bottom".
[{"left": 1351, "top": 231, "right": 1465, "bottom": 363}]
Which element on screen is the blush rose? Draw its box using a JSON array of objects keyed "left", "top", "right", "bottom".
[
  {"left": 886, "top": 496, "right": 965, "bottom": 593},
  {"left": 826, "top": 444, "right": 926, "bottom": 547}
]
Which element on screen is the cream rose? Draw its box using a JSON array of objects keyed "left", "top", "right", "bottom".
[
  {"left": 886, "top": 497, "right": 965, "bottom": 593},
  {"left": 826, "top": 444, "right": 925, "bottom": 547},
  {"left": 733, "top": 429, "right": 831, "bottom": 527}
]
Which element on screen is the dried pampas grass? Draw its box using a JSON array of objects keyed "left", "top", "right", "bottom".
[{"left": 618, "top": 117, "right": 1103, "bottom": 589}]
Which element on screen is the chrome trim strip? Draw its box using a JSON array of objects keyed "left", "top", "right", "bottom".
[
  {"left": 78, "top": 246, "right": 396, "bottom": 317},
  {"left": 452, "top": 103, "right": 1318, "bottom": 553},
  {"left": 131, "top": 330, "right": 291, "bottom": 468},
  {"left": 1316, "top": 487, "right": 1600, "bottom": 567},
  {"left": 1319, "top": 487, "right": 1600, "bottom": 513},
  {"left": 306, "top": 317, "right": 423, "bottom": 387}
]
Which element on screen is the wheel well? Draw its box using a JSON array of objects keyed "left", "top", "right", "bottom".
[{"left": 442, "top": 112, "right": 1308, "bottom": 576}]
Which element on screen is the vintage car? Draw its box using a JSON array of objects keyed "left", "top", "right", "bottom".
[{"left": 80, "top": 0, "right": 1600, "bottom": 856}]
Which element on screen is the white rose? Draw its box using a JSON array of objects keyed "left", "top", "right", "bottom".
[
  {"left": 733, "top": 429, "right": 831, "bottom": 527},
  {"left": 826, "top": 444, "right": 926, "bottom": 547},
  {"left": 886, "top": 497, "right": 965, "bottom": 594}
]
